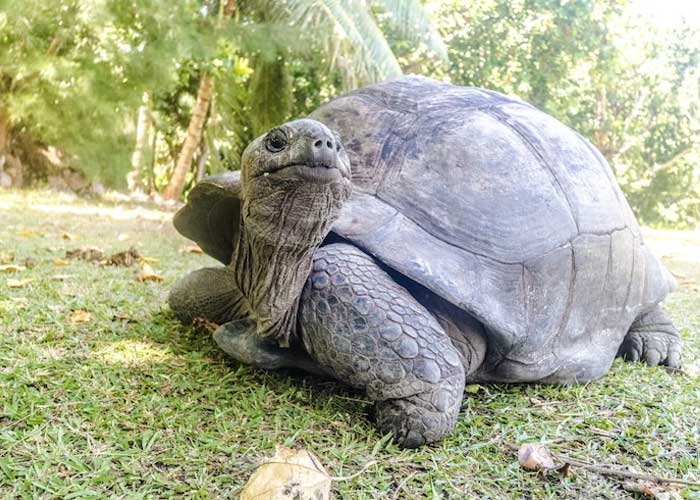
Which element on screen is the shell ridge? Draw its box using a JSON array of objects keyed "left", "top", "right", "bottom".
[{"left": 485, "top": 106, "right": 580, "bottom": 234}]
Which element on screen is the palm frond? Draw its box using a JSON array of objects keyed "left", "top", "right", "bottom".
[
  {"left": 372, "top": 0, "right": 447, "bottom": 60},
  {"left": 248, "top": 56, "right": 294, "bottom": 136},
  {"left": 284, "top": 0, "right": 402, "bottom": 82}
]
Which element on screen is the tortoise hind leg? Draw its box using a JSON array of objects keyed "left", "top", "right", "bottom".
[
  {"left": 168, "top": 266, "right": 241, "bottom": 324},
  {"left": 299, "top": 243, "right": 467, "bottom": 448},
  {"left": 617, "top": 306, "right": 681, "bottom": 368}
]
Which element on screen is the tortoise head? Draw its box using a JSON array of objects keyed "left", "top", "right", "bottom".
[{"left": 239, "top": 118, "right": 352, "bottom": 246}]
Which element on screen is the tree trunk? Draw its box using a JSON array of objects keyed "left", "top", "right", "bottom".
[
  {"left": 0, "top": 111, "right": 8, "bottom": 155},
  {"left": 163, "top": 75, "right": 214, "bottom": 200},
  {"left": 148, "top": 128, "right": 158, "bottom": 193},
  {"left": 195, "top": 141, "right": 209, "bottom": 182},
  {"left": 127, "top": 92, "right": 151, "bottom": 192},
  {"left": 163, "top": 0, "right": 236, "bottom": 200},
  {"left": 0, "top": 111, "right": 10, "bottom": 188}
]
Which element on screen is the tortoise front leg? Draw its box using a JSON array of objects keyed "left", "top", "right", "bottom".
[
  {"left": 299, "top": 244, "right": 466, "bottom": 448},
  {"left": 214, "top": 320, "right": 327, "bottom": 376}
]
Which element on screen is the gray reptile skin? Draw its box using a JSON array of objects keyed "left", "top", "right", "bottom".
[
  {"left": 169, "top": 76, "right": 681, "bottom": 448},
  {"left": 300, "top": 244, "right": 466, "bottom": 447}
]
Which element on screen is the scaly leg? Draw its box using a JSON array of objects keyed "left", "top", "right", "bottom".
[
  {"left": 299, "top": 243, "right": 466, "bottom": 448},
  {"left": 618, "top": 306, "right": 681, "bottom": 368}
]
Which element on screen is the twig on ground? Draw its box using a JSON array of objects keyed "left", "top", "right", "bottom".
[{"left": 553, "top": 453, "right": 700, "bottom": 488}]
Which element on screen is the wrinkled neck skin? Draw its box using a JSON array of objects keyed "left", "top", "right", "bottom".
[{"left": 229, "top": 178, "right": 351, "bottom": 346}]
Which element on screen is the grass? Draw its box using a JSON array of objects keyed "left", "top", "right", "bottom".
[{"left": 1, "top": 189, "right": 699, "bottom": 499}]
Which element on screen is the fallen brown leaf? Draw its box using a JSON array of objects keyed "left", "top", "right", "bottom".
[
  {"left": 66, "top": 246, "right": 105, "bottom": 262},
  {"left": 183, "top": 245, "right": 204, "bottom": 254},
  {"left": 0, "top": 253, "right": 14, "bottom": 265},
  {"left": 0, "top": 265, "right": 26, "bottom": 273},
  {"left": 622, "top": 480, "right": 682, "bottom": 499},
  {"left": 112, "top": 313, "right": 137, "bottom": 323},
  {"left": 17, "top": 229, "right": 37, "bottom": 238},
  {"left": 139, "top": 256, "right": 160, "bottom": 264},
  {"left": 52, "top": 257, "right": 70, "bottom": 267},
  {"left": 240, "top": 447, "right": 331, "bottom": 500},
  {"left": 70, "top": 310, "right": 91, "bottom": 323},
  {"left": 102, "top": 247, "right": 141, "bottom": 267},
  {"left": 61, "top": 232, "right": 76, "bottom": 241},
  {"left": 518, "top": 443, "right": 557, "bottom": 472},
  {"left": 136, "top": 263, "right": 163, "bottom": 282}
]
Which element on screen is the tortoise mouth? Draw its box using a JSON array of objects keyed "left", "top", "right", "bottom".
[{"left": 260, "top": 162, "right": 346, "bottom": 183}]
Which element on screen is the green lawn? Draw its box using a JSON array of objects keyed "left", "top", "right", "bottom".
[{"left": 1, "top": 190, "right": 699, "bottom": 499}]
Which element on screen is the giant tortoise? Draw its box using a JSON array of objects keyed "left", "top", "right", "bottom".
[{"left": 169, "top": 75, "right": 680, "bottom": 448}]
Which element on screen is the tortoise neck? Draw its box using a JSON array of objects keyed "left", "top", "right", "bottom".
[{"left": 229, "top": 215, "right": 328, "bottom": 347}]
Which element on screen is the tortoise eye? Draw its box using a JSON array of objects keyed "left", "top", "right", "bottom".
[{"left": 265, "top": 128, "right": 288, "bottom": 153}]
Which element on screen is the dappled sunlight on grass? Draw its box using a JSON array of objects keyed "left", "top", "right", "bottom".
[
  {"left": 0, "top": 189, "right": 174, "bottom": 223},
  {"left": 31, "top": 202, "right": 172, "bottom": 222},
  {"left": 94, "top": 339, "right": 176, "bottom": 367}
]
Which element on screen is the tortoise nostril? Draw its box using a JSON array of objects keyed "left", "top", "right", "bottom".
[
  {"left": 314, "top": 140, "right": 323, "bottom": 148},
  {"left": 326, "top": 140, "right": 333, "bottom": 149}
]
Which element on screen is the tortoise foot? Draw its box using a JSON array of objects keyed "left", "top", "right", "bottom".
[
  {"left": 375, "top": 377, "right": 464, "bottom": 448},
  {"left": 618, "top": 306, "right": 681, "bottom": 368}
]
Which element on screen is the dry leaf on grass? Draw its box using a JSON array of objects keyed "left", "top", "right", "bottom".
[
  {"left": 241, "top": 447, "right": 331, "bottom": 500},
  {"left": 0, "top": 253, "right": 14, "bottom": 265},
  {"left": 518, "top": 443, "right": 557, "bottom": 472},
  {"left": 139, "top": 256, "right": 160, "bottom": 264},
  {"left": 66, "top": 246, "right": 105, "bottom": 262},
  {"left": 112, "top": 313, "right": 137, "bottom": 323},
  {"left": 623, "top": 480, "right": 682, "bottom": 499},
  {"left": 182, "top": 245, "right": 204, "bottom": 254},
  {"left": 17, "top": 229, "right": 37, "bottom": 238},
  {"left": 61, "top": 232, "right": 76, "bottom": 240},
  {"left": 52, "top": 257, "right": 70, "bottom": 267},
  {"left": 135, "top": 263, "right": 163, "bottom": 282},
  {"left": 70, "top": 310, "right": 91, "bottom": 323},
  {"left": 7, "top": 278, "right": 33, "bottom": 288},
  {"left": 102, "top": 247, "right": 141, "bottom": 267},
  {"left": 0, "top": 264, "right": 26, "bottom": 273}
]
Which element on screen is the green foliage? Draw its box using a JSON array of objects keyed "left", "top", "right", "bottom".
[
  {"left": 389, "top": 0, "right": 700, "bottom": 227},
  {"left": 0, "top": 0, "right": 214, "bottom": 185},
  {"left": 248, "top": 57, "right": 293, "bottom": 137},
  {"left": 1, "top": 0, "right": 698, "bottom": 226}
]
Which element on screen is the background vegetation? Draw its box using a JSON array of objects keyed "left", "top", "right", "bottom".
[{"left": 0, "top": 0, "right": 698, "bottom": 226}]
